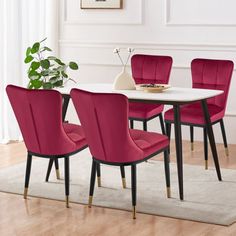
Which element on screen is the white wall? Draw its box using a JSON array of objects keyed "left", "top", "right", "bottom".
[{"left": 59, "top": 0, "right": 236, "bottom": 144}]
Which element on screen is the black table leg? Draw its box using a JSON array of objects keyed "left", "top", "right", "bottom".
[
  {"left": 62, "top": 94, "right": 71, "bottom": 121},
  {"left": 173, "top": 105, "right": 184, "bottom": 200},
  {"left": 201, "top": 100, "right": 222, "bottom": 181}
]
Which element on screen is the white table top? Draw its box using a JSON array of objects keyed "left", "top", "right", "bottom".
[{"left": 57, "top": 83, "right": 223, "bottom": 104}]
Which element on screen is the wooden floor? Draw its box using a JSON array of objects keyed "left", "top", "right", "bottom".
[{"left": 1, "top": 141, "right": 236, "bottom": 236}]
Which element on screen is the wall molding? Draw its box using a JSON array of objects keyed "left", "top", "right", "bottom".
[
  {"left": 165, "top": 0, "right": 236, "bottom": 27},
  {"left": 59, "top": 40, "right": 236, "bottom": 52}
]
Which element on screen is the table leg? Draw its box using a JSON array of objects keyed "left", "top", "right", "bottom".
[
  {"left": 201, "top": 100, "right": 222, "bottom": 181},
  {"left": 62, "top": 94, "right": 71, "bottom": 121},
  {"left": 173, "top": 105, "right": 184, "bottom": 200}
]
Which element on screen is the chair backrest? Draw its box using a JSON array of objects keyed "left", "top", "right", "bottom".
[
  {"left": 70, "top": 89, "right": 143, "bottom": 163},
  {"left": 131, "top": 54, "right": 173, "bottom": 84},
  {"left": 6, "top": 85, "right": 76, "bottom": 155},
  {"left": 191, "top": 58, "right": 234, "bottom": 110}
]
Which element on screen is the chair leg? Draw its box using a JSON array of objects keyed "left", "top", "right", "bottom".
[
  {"left": 164, "top": 150, "right": 171, "bottom": 198},
  {"left": 97, "top": 163, "right": 101, "bottom": 187},
  {"left": 64, "top": 157, "right": 70, "bottom": 208},
  {"left": 120, "top": 166, "right": 126, "bottom": 188},
  {"left": 130, "top": 120, "right": 134, "bottom": 129},
  {"left": 159, "top": 113, "right": 166, "bottom": 135},
  {"left": 220, "top": 119, "right": 229, "bottom": 156},
  {"left": 88, "top": 159, "right": 97, "bottom": 208},
  {"left": 166, "top": 122, "right": 171, "bottom": 154},
  {"left": 143, "top": 120, "right": 147, "bottom": 131},
  {"left": 131, "top": 164, "right": 137, "bottom": 219},
  {"left": 190, "top": 126, "right": 194, "bottom": 151},
  {"left": 204, "top": 128, "right": 208, "bottom": 170},
  {"left": 54, "top": 158, "right": 60, "bottom": 179},
  {"left": 24, "top": 153, "right": 32, "bottom": 199},
  {"left": 45, "top": 158, "right": 54, "bottom": 182}
]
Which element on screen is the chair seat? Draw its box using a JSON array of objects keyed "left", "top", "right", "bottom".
[
  {"left": 63, "top": 123, "right": 87, "bottom": 149},
  {"left": 164, "top": 103, "right": 224, "bottom": 125},
  {"left": 129, "top": 102, "right": 164, "bottom": 120},
  {"left": 130, "top": 129, "right": 169, "bottom": 158}
]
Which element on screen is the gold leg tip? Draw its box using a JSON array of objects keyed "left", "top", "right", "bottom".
[
  {"left": 88, "top": 196, "right": 93, "bottom": 208},
  {"left": 191, "top": 142, "right": 194, "bottom": 151},
  {"left": 225, "top": 148, "right": 229, "bottom": 156},
  {"left": 56, "top": 169, "right": 60, "bottom": 180},
  {"left": 97, "top": 177, "right": 101, "bottom": 187},
  {"left": 205, "top": 160, "right": 208, "bottom": 170},
  {"left": 66, "top": 196, "right": 69, "bottom": 208},
  {"left": 23, "top": 188, "right": 28, "bottom": 199},
  {"left": 132, "top": 206, "right": 136, "bottom": 219},
  {"left": 122, "top": 178, "right": 126, "bottom": 189},
  {"left": 167, "top": 187, "right": 171, "bottom": 198}
]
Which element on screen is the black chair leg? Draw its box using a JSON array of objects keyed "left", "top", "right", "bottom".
[
  {"left": 45, "top": 159, "right": 54, "bottom": 182},
  {"left": 24, "top": 153, "right": 32, "bottom": 199},
  {"left": 131, "top": 164, "right": 137, "bottom": 219},
  {"left": 220, "top": 119, "right": 229, "bottom": 156},
  {"left": 143, "top": 121, "right": 147, "bottom": 131},
  {"left": 120, "top": 166, "right": 126, "bottom": 188},
  {"left": 130, "top": 120, "right": 134, "bottom": 129},
  {"left": 164, "top": 150, "right": 171, "bottom": 198},
  {"left": 166, "top": 122, "right": 171, "bottom": 154},
  {"left": 97, "top": 163, "right": 101, "bottom": 187},
  {"left": 54, "top": 158, "right": 60, "bottom": 179},
  {"left": 64, "top": 157, "right": 70, "bottom": 208},
  {"left": 190, "top": 126, "right": 194, "bottom": 151},
  {"left": 88, "top": 159, "right": 97, "bottom": 207},
  {"left": 159, "top": 113, "right": 166, "bottom": 135},
  {"left": 204, "top": 128, "right": 208, "bottom": 170}
]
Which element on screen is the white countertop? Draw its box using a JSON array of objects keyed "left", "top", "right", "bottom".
[{"left": 57, "top": 83, "right": 223, "bottom": 104}]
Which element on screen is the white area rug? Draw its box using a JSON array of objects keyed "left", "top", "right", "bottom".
[{"left": 1, "top": 149, "right": 236, "bottom": 226}]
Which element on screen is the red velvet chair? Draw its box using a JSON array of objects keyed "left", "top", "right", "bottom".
[
  {"left": 164, "top": 58, "right": 234, "bottom": 168},
  {"left": 70, "top": 88, "right": 170, "bottom": 219},
  {"left": 129, "top": 54, "right": 173, "bottom": 133},
  {"left": 6, "top": 85, "right": 88, "bottom": 207}
]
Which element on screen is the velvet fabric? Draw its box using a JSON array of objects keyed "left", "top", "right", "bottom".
[
  {"left": 70, "top": 89, "right": 169, "bottom": 164},
  {"left": 129, "top": 54, "right": 173, "bottom": 119},
  {"left": 164, "top": 58, "right": 234, "bottom": 125},
  {"left": 6, "top": 85, "right": 87, "bottom": 155}
]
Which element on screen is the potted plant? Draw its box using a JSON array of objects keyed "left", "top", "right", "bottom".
[{"left": 24, "top": 38, "right": 78, "bottom": 89}]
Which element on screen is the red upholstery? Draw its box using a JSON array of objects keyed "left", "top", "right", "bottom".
[
  {"left": 129, "top": 54, "right": 173, "bottom": 119},
  {"left": 6, "top": 85, "right": 87, "bottom": 156},
  {"left": 130, "top": 129, "right": 169, "bottom": 157},
  {"left": 164, "top": 58, "right": 234, "bottom": 125},
  {"left": 70, "top": 89, "right": 169, "bottom": 164}
]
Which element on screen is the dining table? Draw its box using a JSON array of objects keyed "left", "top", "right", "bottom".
[{"left": 57, "top": 83, "right": 224, "bottom": 200}]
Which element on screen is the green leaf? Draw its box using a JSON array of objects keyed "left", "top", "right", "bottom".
[
  {"left": 54, "top": 58, "right": 65, "bottom": 66},
  {"left": 57, "top": 65, "right": 66, "bottom": 72},
  {"left": 49, "top": 76, "right": 59, "bottom": 82},
  {"left": 61, "top": 71, "right": 68, "bottom": 78},
  {"left": 26, "top": 47, "right": 31, "bottom": 56},
  {"left": 69, "top": 61, "right": 78, "bottom": 70},
  {"left": 53, "top": 80, "right": 63, "bottom": 87},
  {"left": 30, "top": 61, "right": 40, "bottom": 70},
  {"left": 48, "top": 56, "right": 57, "bottom": 60},
  {"left": 28, "top": 70, "right": 41, "bottom": 80},
  {"left": 41, "top": 46, "right": 52, "bottom": 52},
  {"left": 40, "top": 59, "right": 50, "bottom": 69},
  {"left": 31, "top": 42, "right": 40, "bottom": 54},
  {"left": 24, "top": 55, "right": 34, "bottom": 63},
  {"left": 31, "top": 79, "right": 43, "bottom": 89},
  {"left": 40, "top": 70, "right": 49, "bottom": 76},
  {"left": 42, "top": 82, "right": 53, "bottom": 89}
]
